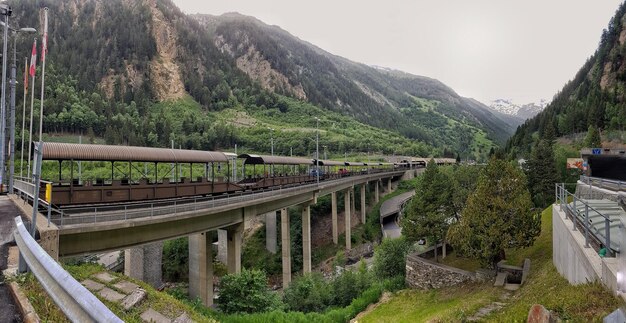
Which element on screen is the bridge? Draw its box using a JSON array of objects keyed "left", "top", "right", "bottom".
[{"left": 12, "top": 154, "right": 418, "bottom": 308}]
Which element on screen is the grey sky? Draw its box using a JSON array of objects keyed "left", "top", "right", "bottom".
[{"left": 173, "top": 0, "right": 623, "bottom": 104}]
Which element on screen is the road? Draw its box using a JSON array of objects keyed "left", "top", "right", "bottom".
[
  {"left": 0, "top": 196, "right": 24, "bottom": 323},
  {"left": 380, "top": 190, "right": 415, "bottom": 238}
]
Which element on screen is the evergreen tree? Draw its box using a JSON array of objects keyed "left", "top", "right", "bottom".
[
  {"left": 448, "top": 158, "right": 540, "bottom": 268},
  {"left": 401, "top": 159, "right": 453, "bottom": 261},
  {"left": 525, "top": 139, "right": 560, "bottom": 208},
  {"left": 583, "top": 125, "right": 602, "bottom": 148}
]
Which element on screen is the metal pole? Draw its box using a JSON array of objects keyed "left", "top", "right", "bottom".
[
  {"left": 20, "top": 57, "right": 26, "bottom": 178},
  {"left": 605, "top": 218, "right": 611, "bottom": 257},
  {"left": 37, "top": 8, "right": 48, "bottom": 145},
  {"left": 8, "top": 35, "right": 16, "bottom": 192},
  {"left": 584, "top": 204, "right": 589, "bottom": 248},
  {"left": 0, "top": 13, "right": 9, "bottom": 190},
  {"left": 316, "top": 118, "right": 319, "bottom": 185},
  {"left": 572, "top": 194, "right": 577, "bottom": 231},
  {"left": 29, "top": 141, "right": 43, "bottom": 238},
  {"left": 27, "top": 38, "right": 36, "bottom": 179}
]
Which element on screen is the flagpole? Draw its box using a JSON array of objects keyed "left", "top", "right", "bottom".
[
  {"left": 27, "top": 38, "right": 36, "bottom": 179},
  {"left": 38, "top": 8, "right": 48, "bottom": 145},
  {"left": 20, "top": 58, "right": 26, "bottom": 178}
]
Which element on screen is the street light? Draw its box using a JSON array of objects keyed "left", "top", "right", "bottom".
[
  {"left": 7, "top": 25, "right": 36, "bottom": 193},
  {"left": 315, "top": 117, "right": 320, "bottom": 185}
]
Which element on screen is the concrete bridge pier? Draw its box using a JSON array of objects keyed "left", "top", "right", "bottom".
[
  {"left": 265, "top": 211, "right": 277, "bottom": 254},
  {"left": 226, "top": 222, "right": 244, "bottom": 274},
  {"left": 345, "top": 188, "right": 352, "bottom": 250},
  {"left": 360, "top": 184, "right": 367, "bottom": 223},
  {"left": 302, "top": 203, "right": 312, "bottom": 273},
  {"left": 387, "top": 178, "right": 392, "bottom": 193},
  {"left": 281, "top": 208, "right": 291, "bottom": 287},
  {"left": 189, "top": 231, "right": 214, "bottom": 306},
  {"left": 351, "top": 189, "right": 356, "bottom": 221},
  {"left": 331, "top": 192, "right": 338, "bottom": 244},
  {"left": 124, "top": 241, "right": 163, "bottom": 288}
]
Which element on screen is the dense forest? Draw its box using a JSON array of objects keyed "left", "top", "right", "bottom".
[
  {"left": 8, "top": 0, "right": 511, "bottom": 161},
  {"left": 507, "top": 2, "right": 626, "bottom": 156}
]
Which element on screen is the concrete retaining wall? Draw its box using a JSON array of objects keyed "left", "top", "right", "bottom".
[
  {"left": 552, "top": 205, "right": 601, "bottom": 284},
  {"left": 405, "top": 253, "right": 474, "bottom": 289}
]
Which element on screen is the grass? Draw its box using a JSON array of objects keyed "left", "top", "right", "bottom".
[
  {"left": 16, "top": 263, "right": 219, "bottom": 322},
  {"left": 439, "top": 250, "right": 481, "bottom": 272},
  {"left": 359, "top": 205, "right": 624, "bottom": 322}
]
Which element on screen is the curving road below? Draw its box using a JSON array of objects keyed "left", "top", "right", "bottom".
[{"left": 380, "top": 191, "right": 415, "bottom": 239}]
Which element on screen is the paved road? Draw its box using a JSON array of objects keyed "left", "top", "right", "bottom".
[
  {"left": 380, "top": 190, "right": 415, "bottom": 238},
  {"left": 0, "top": 196, "right": 25, "bottom": 323}
]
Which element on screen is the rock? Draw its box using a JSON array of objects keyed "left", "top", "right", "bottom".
[
  {"left": 113, "top": 280, "right": 140, "bottom": 294},
  {"left": 121, "top": 289, "right": 147, "bottom": 311},
  {"left": 173, "top": 312, "right": 194, "bottom": 323},
  {"left": 141, "top": 308, "right": 171, "bottom": 323},
  {"left": 93, "top": 272, "right": 117, "bottom": 283},
  {"left": 81, "top": 279, "right": 105, "bottom": 292},
  {"left": 98, "top": 287, "right": 126, "bottom": 302},
  {"left": 527, "top": 304, "right": 558, "bottom": 323}
]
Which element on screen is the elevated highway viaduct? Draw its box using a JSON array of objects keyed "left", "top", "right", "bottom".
[{"left": 20, "top": 169, "right": 420, "bottom": 306}]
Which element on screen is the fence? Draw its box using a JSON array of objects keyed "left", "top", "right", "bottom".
[{"left": 555, "top": 183, "right": 615, "bottom": 256}]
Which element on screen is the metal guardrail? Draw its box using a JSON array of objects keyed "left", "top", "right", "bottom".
[
  {"left": 580, "top": 175, "right": 626, "bottom": 192},
  {"left": 13, "top": 216, "right": 122, "bottom": 322},
  {"left": 46, "top": 171, "right": 404, "bottom": 227},
  {"left": 555, "top": 183, "right": 615, "bottom": 256}
]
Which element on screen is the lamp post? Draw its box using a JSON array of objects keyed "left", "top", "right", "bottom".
[
  {"left": 315, "top": 117, "right": 320, "bottom": 185},
  {"left": 0, "top": 4, "right": 12, "bottom": 191},
  {"left": 8, "top": 25, "right": 36, "bottom": 192}
]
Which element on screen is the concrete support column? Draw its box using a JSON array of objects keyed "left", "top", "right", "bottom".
[
  {"left": 226, "top": 222, "right": 244, "bottom": 274},
  {"left": 345, "top": 188, "right": 352, "bottom": 250},
  {"left": 124, "top": 241, "right": 163, "bottom": 288},
  {"left": 351, "top": 189, "right": 356, "bottom": 219},
  {"left": 388, "top": 178, "right": 392, "bottom": 192},
  {"left": 375, "top": 180, "right": 380, "bottom": 203},
  {"left": 217, "top": 229, "right": 227, "bottom": 264},
  {"left": 360, "top": 184, "right": 366, "bottom": 224},
  {"left": 331, "top": 191, "right": 338, "bottom": 244},
  {"left": 265, "top": 211, "right": 277, "bottom": 254},
  {"left": 189, "top": 231, "right": 214, "bottom": 306},
  {"left": 281, "top": 208, "right": 291, "bottom": 287},
  {"left": 302, "top": 204, "right": 312, "bottom": 273}
]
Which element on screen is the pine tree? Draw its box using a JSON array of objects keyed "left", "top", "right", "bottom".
[
  {"left": 525, "top": 139, "right": 560, "bottom": 208},
  {"left": 401, "top": 159, "right": 453, "bottom": 261},
  {"left": 448, "top": 158, "right": 540, "bottom": 268},
  {"left": 583, "top": 125, "right": 602, "bottom": 148}
]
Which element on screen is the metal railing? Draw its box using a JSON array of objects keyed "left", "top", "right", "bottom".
[
  {"left": 580, "top": 175, "right": 626, "bottom": 192},
  {"left": 19, "top": 170, "right": 404, "bottom": 227},
  {"left": 13, "top": 216, "right": 122, "bottom": 322},
  {"left": 555, "top": 183, "right": 615, "bottom": 256},
  {"left": 13, "top": 179, "right": 62, "bottom": 227}
]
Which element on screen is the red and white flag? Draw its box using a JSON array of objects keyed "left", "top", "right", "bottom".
[
  {"left": 40, "top": 11, "right": 48, "bottom": 64},
  {"left": 29, "top": 39, "right": 37, "bottom": 77}
]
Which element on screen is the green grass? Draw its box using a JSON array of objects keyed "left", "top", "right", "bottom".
[
  {"left": 439, "top": 250, "right": 482, "bottom": 272},
  {"left": 359, "top": 205, "right": 624, "bottom": 322},
  {"left": 16, "top": 263, "right": 219, "bottom": 322}
]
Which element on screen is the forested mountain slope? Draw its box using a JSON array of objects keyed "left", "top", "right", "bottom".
[
  {"left": 10, "top": 0, "right": 511, "bottom": 159},
  {"left": 507, "top": 2, "right": 626, "bottom": 155}
]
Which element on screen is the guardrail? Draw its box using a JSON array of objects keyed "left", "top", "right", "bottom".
[
  {"left": 13, "top": 216, "right": 122, "bottom": 322},
  {"left": 23, "top": 170, "right": 404, "bottom": 227},
  {"left": 14, "top": 179, "right": 63, "bottom": 227},
  {"left": 580, "top": 175, "right": 626, "bottom": 192},
  {"left": 555, "top": 183, "right": 615, "bottom": 256}
]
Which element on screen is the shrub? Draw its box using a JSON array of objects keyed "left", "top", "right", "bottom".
[
  {"left": 162, "top": 237, "right": 189, "bottom": 282},
  {"left": 331, "top": 263, "right": 372, "bottom": 307},
  {"left": 217, "top": 269, "right": 282, "bottom": 314},
  {"left": 373, "top": 237, "right": 410, "bottom": 279},
  {"left": 283, "top": 273, "right": 332, "bottom": 312}
]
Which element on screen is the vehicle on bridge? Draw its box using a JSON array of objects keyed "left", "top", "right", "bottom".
[{"left": 33, "top": 143, "right": 409, "bottom": 206}]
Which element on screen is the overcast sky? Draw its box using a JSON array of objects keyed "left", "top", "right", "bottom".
[{"left": 173, "top": 0, "right": 623, "bottom": 104}]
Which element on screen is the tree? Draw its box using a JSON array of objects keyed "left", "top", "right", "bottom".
[
  {"left": 216, "top": 269, "right": 282, "bottom": 314},
  {"left": 373, "top": 237, "right": 410, "bottom": 279},
  {"left": 448, "top": 158, "right": 540, "bottom": 268},
  {"left": 583, "top": 125, "right": 602, "bottom": 148},
  {"left": 401, "top": 159, "right": 453, "bottom": 261},
  {"left": 283, "top": 273, "right": 332, "bottom": 313},
  {"left": 525, "top": 139, "right": 559, "bottom": 208}
]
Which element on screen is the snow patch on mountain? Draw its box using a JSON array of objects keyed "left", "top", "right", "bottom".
[{"left": 488, "top": 99, "right": 547, "bottom": 120}]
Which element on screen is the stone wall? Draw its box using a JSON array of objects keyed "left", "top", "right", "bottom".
[{"left": 405, "top": 253, "right": 475, "bottom": 289}]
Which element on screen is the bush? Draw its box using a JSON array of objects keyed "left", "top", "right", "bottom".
[
  {"left": 217, "top": 269, "right": 282, "bottom": 314},
  {"left": 162, "top": 237, "right": 189, "bottom": 282},
  {"left": 331, "top": 262, "right": 372, "bottom": 307},
  {"left": 283, "top": 273, "right": 332, "bottom": 312},
  {"left": 373, "top": 237, "right": 410, "bottom": 280}
]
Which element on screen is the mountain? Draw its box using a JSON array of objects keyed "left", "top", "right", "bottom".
[
  {"left": 488, "top": 99, "right": 547, "bottom": 126},
  {"left": 507, "top": 2, "right": 626, "bottom": 155},
  {"left": 10, "top": 0, "right": 512, "bottom": 160}
]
